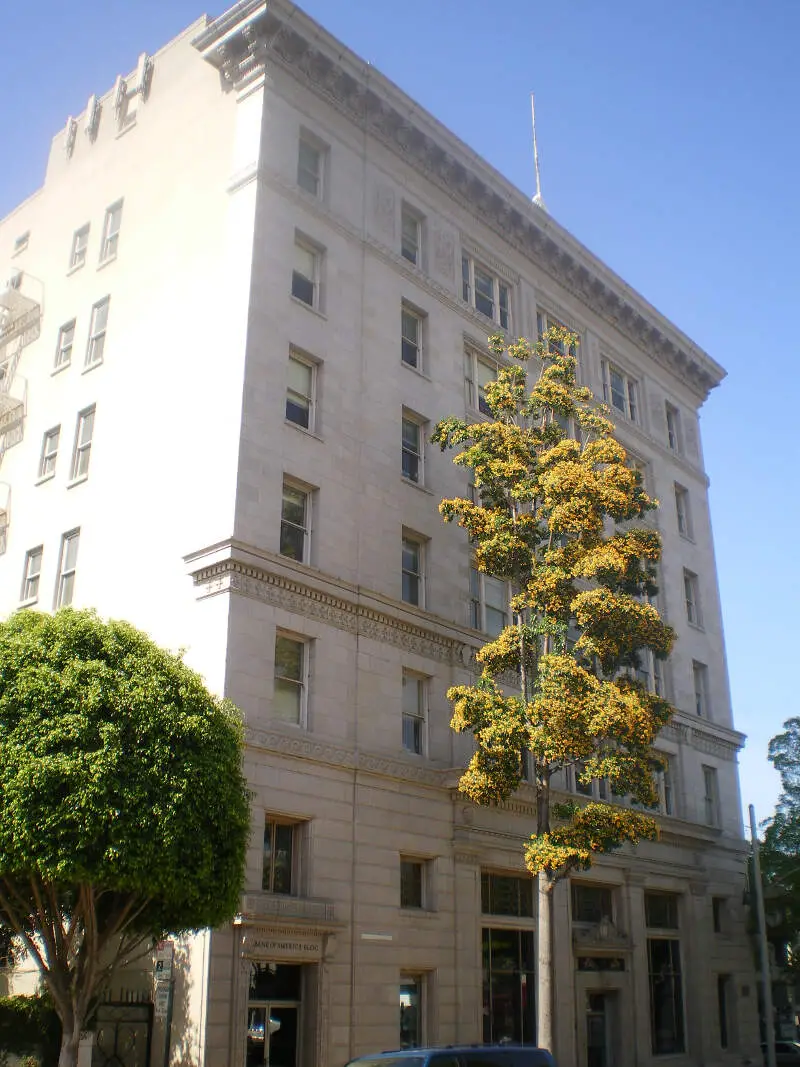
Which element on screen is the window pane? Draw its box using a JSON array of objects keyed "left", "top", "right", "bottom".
[
  {"left": 402, "top": 714, "right": 422, "bottom": 754},
  {"left": 401, "top": 311, "right": 420, "bottom": 370},
  {"left": 402, "top": 540, "right": 420, "bottom": 575},
  {"left": 275, "top": 636, "right": 303, "bottom": 682},
  {"left": 282, "top": 486, "right": 306, "bottom": 527},
  {"left": 462, "top": 256, "right": 471, "bottom": 302},
  {"left": 272, "top": 823, "right": 294, "bottom": 893},
  {"left": 93, "top": 300, "right": 109, "bottom": 333},
  {"left": 400, "top": 978, "right": 422, "bottom": 1049},
  {"left": 286, "top": 394, "right": 310, "bottom": 428},
  {"left": 288, "top": 357, "right": 312, "bottom": 397},
  {"left": 573, "top": 884, "right": 613, "bottom": 923},
  {"left": 402, "top": 674, "right": 422, "bottom": 717},
  {"left": 292, "top": 272, "right": 315, "bottom": 305},
  {"left": 297, "top": 141, "right": 320, "bottom": 195},
  {"left": 401, "top": 860, "right": 423, "bottom": 908},
  {"left": 273, "top": 679, "right": 301, "bottom": 723},
  {"left": 645, "top": 892, "right": 679, "bottom": 929},
  {"left": 294, "top": 243, "right": 315, "bottom": 278},
  {"left": 648, "top": 938, "right": 685, "bottom": 1054},
  {"left": 401, "top": 212, "right": 419, "bottom": 265}
]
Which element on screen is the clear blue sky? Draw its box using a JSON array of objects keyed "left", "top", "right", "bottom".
[{"left": 3, "top": 1, "right": 795, "bottom": 825}]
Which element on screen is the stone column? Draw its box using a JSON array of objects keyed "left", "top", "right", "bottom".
[{"left": 453, "top": 848, "right": 482, "bottom": 1043}]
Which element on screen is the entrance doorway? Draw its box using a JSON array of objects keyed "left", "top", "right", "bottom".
[
  {"left": 586, "top": 993, "right": 615, "bottom": 1067},
  {"left": 246, "top": 963, "right": 301, "bottom": 1067}
]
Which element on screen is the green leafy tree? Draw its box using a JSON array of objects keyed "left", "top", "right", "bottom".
[
  {"left": 0, "top": 609, "right": 251, "bottom": 1067},
  {"left": 760, "top": 719, "right": 800, "bottom": 972},
  {"left": 433, "top": 327, "right": 675, "bottom": 1050}
]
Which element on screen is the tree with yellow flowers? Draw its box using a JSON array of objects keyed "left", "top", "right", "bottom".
[{"left": 432, "top": 326, "right": 675, "bottom": 1053}]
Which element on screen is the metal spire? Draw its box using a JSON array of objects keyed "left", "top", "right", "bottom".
[{"left": 531, "top": 93, "right": 547, "bottom": 212}]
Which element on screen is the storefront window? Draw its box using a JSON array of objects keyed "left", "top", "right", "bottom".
[
  {"left": 482, "top": 928, "right": 536, "bottom": 1044},
  {"left": 400, "top": 976, "right": 424, "bottom": 1048}
]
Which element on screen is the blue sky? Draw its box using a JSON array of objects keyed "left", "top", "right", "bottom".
[{"left": 3, "top": 1, "right": 795, "bottom": 825}]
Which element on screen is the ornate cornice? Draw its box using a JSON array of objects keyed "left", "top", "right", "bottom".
[
  {"left": 193, "top": 1, "right": 725, "bottom": 403},
  {"left": 190, "top": 554, "right": 470, "bottom": 666},
  {"left": 661, "top": 716, "right": 743, "bottom": 761}
]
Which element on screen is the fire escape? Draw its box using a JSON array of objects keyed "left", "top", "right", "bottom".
[{"left": 0, "top": 270, "right": 42, "bottom": 547}]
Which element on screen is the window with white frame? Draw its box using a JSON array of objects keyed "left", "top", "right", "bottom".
[
  {"left": 21, "top": 546, "right": 43, "bottom": 602},
  {"left": 401, "top": 413, "right": 424, "bottom": 484},
  {"left": 401, "top": 306, "right": 424, "bottom": 371},
  {"left": 54, "top": 320, "right": 76, "bottom": 370},
  {"left": 70, "top": 225, "right": 89, "bottom": 270},
  {"left": 38, "top": 427, "right": 60, "bottom": 481},
  {"left": 683, "top": 569, "right": 702, "bottom": 628},
  {"left": 402, "top": 671, "right": 427, "bottom": 755},
  {"left": 262, "top": 816, "right": 297, "bottom": 893},
  {"left": 601, "top": 359, "right": 638, "bottom": 422},
  {"left": 464, "top": 348, "right": 496, "bottom": 417},
  {"left": 702, "top": 765, "right": 719, "bottom": 826},
  {"left": 297, "top": 134, "right": 325, "bottom": 198},
  {"left": 635, "top": 648, "right": 665, "bottom": 697},
  {"left": 693, "top": 661, "right": 709, "bottom": 717},
  {"left": 286, "top": 350, "right": 317, "bottom": 431},
  {"left": 469, "top": 567, "right": 509, "bottom": 637},
  {"left": 401, "top": 535, "right": 424, "bottom": 607},
  {"left": 537, "top": 310, "right": 578, "bottom": 358},
  {"left": 291, "top": 235, "right": 322, "bottom": 310},
  {"left": 55, "top": 529, "right": 80, "bottom": 608},
  {"left": 69, "top": 406, "right": 95, "bottom": 482},
  {"left": 401, "top": 205, "right": 422, "bottom": 266},
  {"left": 13, "top": 232, "right": 30, "bottom": 256},
  {"left": 654, "top": 755, "right": 675, "bottom": 816},
  {"left": 675, "top": 484, "right": 693, "bottom": 540},
  {"left": 666, "top": 402, "right": 682, "bottom": 453},
  {"left": 273, "top": 633, "right": 308, "bottom": 725},
  {"left": 462, "top": 254, "right": 510, "bottom": 328},
  {"left": 85, "top": 297, "right": 110, "bottom": 367},
  {"left": 280, "top": 480, "right": 311, "bottom": 563},
  {"left": 99, "top": 201, "right": 123, "bottom": 262}
]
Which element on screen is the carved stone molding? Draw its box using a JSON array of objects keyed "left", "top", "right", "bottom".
[
  {"left": 191, "top": 557, "right": 468, "bottom": 665},
  {"left": 64, "top": 118, "right": 77, "bottom": 158},
  {"left": 84, "top": 95, "right": 101, "bottom": 141}
]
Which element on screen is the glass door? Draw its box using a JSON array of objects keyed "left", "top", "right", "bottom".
[{"left": 246, "top": 1003, "right": 299, "bottom": 1067}]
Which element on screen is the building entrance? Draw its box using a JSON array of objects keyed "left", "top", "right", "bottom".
[
  {"left": 586, "top": 993, "right": 616, "bottom": 1067},
  {"left": 246, "top": 963, "right": 302, "bottom": 1067}
]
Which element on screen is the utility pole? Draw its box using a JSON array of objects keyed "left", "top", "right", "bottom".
[{"left": 750, "top": 804, "right": 776, "bottom": 1067}]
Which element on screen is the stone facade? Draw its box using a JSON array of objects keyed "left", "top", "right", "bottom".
[{"left": 0, "top": 1, "right": 758, "bottom": 1066}]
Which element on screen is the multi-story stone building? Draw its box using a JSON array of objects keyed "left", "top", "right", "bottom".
[{"left": 0, "top": 2, "right": 759, "bottom": 1065}]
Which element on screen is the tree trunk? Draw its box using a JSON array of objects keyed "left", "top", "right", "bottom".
[
  {"left": 537, "top": 869, "right": 555, "bottom": 1053},
  {"left": 58, "top": 1012, "right": 83, "bottom": 1067}
]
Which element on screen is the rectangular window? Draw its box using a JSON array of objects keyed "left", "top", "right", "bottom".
[
  {"left": 38, "top": 427, "right": 60, "bottom": 481},
  {"left": 21, "top": 546, "right": 43, "bottom": 602},
  {"left": 273, "top": 634, "right": 307, "bottom": 726},
  {"left": 55, "top": 320, "right": 76, "bottom": 370},
  {"left": 291, "top": 236, "right": 321, "bottom": 309},
  {"left": 69, "top": 406, "right": 95, "bottom": 482},
  {"left": 654, "top": 756, "right": 675, "bottom": 816},
  {"left": 636, "top": 648, "right": 665, "bottom": 697},
  {"left": 482, "top": 928, "right": 536, "bottom": 1045},
  {"left": 401, "top": 205, "right": 421, "bottom": 266},
  {"left": 262, "top": 817, "right": 295, "bottom": 893},
  {"left": 401, "top": 535, "right": 424, "bottom": 607},
  {"left": 481, "top": 871, "right": 534, "bottom": 917},
  {"left": 85, "top": 297, "right": 110, "bottom": 367},
  {"left": 703, "top": 765, "right": 719, "bottom": 826},
  {"left": 469, "top": 567, "right": 509, "bottom": 637},
  {"left": 13, "top": 232, "right": 30, "bottom": 255},
  {"left": 712, "top": 897, "right": 725, "bottom": 934},
  {"left": 537, "top": 309, "right": 579, "bottom": 359},
  {"left": 675, "top": 484, "right": 692, "bottom": 539},
  {"left": 693, "top": 661, "right": 709, "bottom": 717},
  {"left": 601, "top": 359, "right": 638, "bottom": 422},
  {"left": 400, "top": 975, "right": 424, "bottom": 1049},
  {"left": 401, "top": 414, "right": 424, "bottom": 484},
  {"left": 666, "top": 402, "right": 682, "bottom": 453},
  {"left": 70, "top": 225, "right": 89, "bottom": 270},
  {"left": 464, "top": 348, "right": 496, "bottom": 417},
  {"left": 400, "top": 858, "right": 425, "bottom": 909},
  {"left": 645, "top": 892, "right": 679, "bottom": 930},
  {"left": 648, "top": 938, "right": 685, "bottom": 1055},
  {"left": 297, "top": 135, "right": 323, "bottom": 197},
  {"left": 100, "top": 201, "right": 123, "bottom": 262},
  {"left": 572, "top": 883, "right": 614, "bottom": 924},
  {"left": 401, "top": 306, "right": 423, "bottom": 370},
  {"left": 717, "top": 974, "right": 731, "bottom": 1049},
  {"left": 280, "top": 481, "right": 311, "bottom": 563},
  {"left": 55, "top": 529, "right": 80, "bottom": 608},
  {"left": 462, "top": 254, "right": 510, "bottom": 328},
  {"left": 402, "top": 671, "right": 426, "bottom": 755},
  {"left": 286, "top": 351, "right": 316, "bottom": 431},
  {"left": 683, "top": 570, "right": 702, "bottom": 627}
]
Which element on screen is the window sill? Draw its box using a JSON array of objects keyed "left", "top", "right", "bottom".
[
  {"left": 399, "top": 907, "right": 437, "bottom": 918},
  {"left": 285, "top": 419, "right": 323, "bottom": 442},
  {"left": 66, "top": 262, "right": 86, "bottom": 277},
  {"left": 400, "top": 360, "right": 431, "bottom": 382},
  {"left": 115, "top": 116, "right": 137, "bottom": 138},
  {"left": 97, "top": 254, "right": 117, "bottom": 271},
  {"left": 67, "top": 475, "right": 88, "bottom": 490},
  {"left": 290, "top": 295, "right": 326, "bottom": 320},
  {"left": 82, "top": 359, "right": 103, "bottom": 375},
  {"left": 18, "top": 597, "right": 38, "bottom": 609},
  {"left": 52, "top": 361, "right": 72, "bottom": 378},
  {"left": 35, "top": 473, "right": 55, "bottom": 487},
  {"left": 401, "top": 476, "right": 434, "bottom": 496},
  {"left": 687, "top": 621, "right": 705, "bottom": 633},
  {"left": 678, "top": 533, "right": 695, "bottom": 544}
]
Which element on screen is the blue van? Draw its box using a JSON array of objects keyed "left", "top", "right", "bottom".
[{"left": 345, "top": 1046, "right": 556, "bottom": 1067}]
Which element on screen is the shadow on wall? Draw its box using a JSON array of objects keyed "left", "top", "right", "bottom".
[{"left": 165, "top": 940, "right": 199, "bottom": 1067}]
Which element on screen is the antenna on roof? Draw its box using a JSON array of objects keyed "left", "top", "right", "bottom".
[{"left": 531, "top": 93, "right": 547, "bottom": 212}]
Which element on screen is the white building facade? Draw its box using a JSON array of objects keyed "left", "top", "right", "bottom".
[{"left": 0, "top": 3, "right": 759, "bottom": 1066}]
